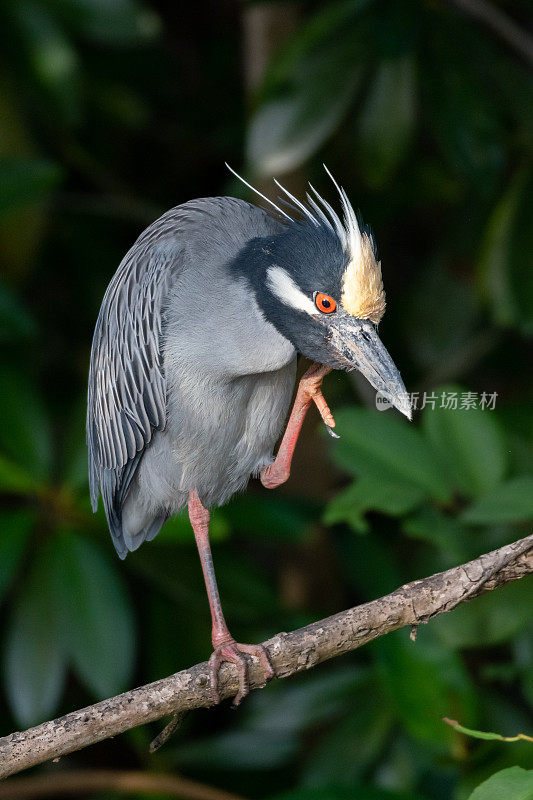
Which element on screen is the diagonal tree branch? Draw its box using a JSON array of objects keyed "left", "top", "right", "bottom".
[{"left": 1, "top": 533, "right": 532, "bottom": 780}]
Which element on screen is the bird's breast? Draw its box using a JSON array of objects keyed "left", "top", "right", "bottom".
[{"left": 148, "top": 357, "right": 296, "bottom": 510}]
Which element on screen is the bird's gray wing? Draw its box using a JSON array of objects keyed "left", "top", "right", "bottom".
[
  {"left": 87, "top": 196, "right": 280, "bottom": 556},
  {"left": 87, "top": 234, "right": 180, "bottom": 523}
]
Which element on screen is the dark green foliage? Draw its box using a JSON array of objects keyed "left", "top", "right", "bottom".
[
  {"left": 52, "top": 531, "right": 136, "bottom": 698},
  {"left": 0, "top": 0, "right": 532, "bottom": 797},
  {"left": 0, "top": 158, "right": 62, "bottom": 218},
  {"left": 4, "top": 538, "right": 67, "bottom": 726}
]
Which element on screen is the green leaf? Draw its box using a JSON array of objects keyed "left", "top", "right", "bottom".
[
  {"left": 433, "top": 577, "right": 533, "bottom": 648},
  {"left": 324, "top": 476, "right": 425, "bottom": 533},
  {"left": 462, "top": 476, "right": 533, "bottom": 524},
  {"left": 0, "top": 453, "right": 41, "bottom": 494},
  {"left": 424, "top": 25, "right": 504, "bottom": 193},
  {"left": 0, "top": 277, "right": 37, "bottom": 341},
  {"left": 270, "top": 785, "right": 424, "bottom": 800},
  {"left": 406, "top": 262, "right": 479, "bottom": 373},
  {"left": 3, "top": 541, "right": 67, "bottom": 726},
  {"left": 0, "top": 368, "right": 52, "bottom": 481},
  {"left": 468, "top": 767, "right": 533, "bottom": 800},
  {"left": 0, "top": 157, "right": 62, "bottom": 218},
  {"left": 508, "top": 172, "right": 533, "bottom": 335},
  {"left": 246, "top": 666, "right": 360, "bottom": 736},
  {"left": 331, "top": 408, "right": 450, "bottom": 502},
  {"left": 246, "top": 0, "right": 373, "bottom": 176},
  {"left": 302, "top": 675, "right": 394, "bottom": 787},
  {"left": 247, "top": 79, "right": 358, "bottom": 176},
  {"left": 59, "top": 397, "right": 89, "bottom": 490},
  {"left": 45, "top": 0, "right": 160, "bottom": 45},
  {"left": 478, "top": 169, "right": 529, "bottom": 328},
  {"left": 356, "top": 55, "right": 416, "bottom": 187},
  {"left": 247, "top": 46, "right": 361, "bottom": 176},
  {"left": 422, "top": 385, "right": 507, "bottom": 498},
  {"left": 374, "top": 628, "right": 475, "bottom": 747},
  {"left": 260, "top": 0, "right": 369, "bottom": 95},
  {"left": 0, "top": 510, "right": 34, "bottom": 604},
  {"left": 177, "top": 668, "right": 361, "bottom": 771},
  {"left": 516, "top": 625, "right": 533, "bottom": 710},
  {"left": 445, "top": 717, "right": 533, "bottom": 743},
  {"left": 225, "top": 494, "right": 313, "bottom": 540},
  {"left": 478, "top": 167, "right": 533, "bottom": 334},
  {"left": 402, "top": 507, "right": 470, "bottom": 563},
  {"left": 177, "top": 729, "right": 299, "bottom": 770},
  {"left": 157, "top": 508, "right": 229, "bottom": 543},
  {"left": 338, "top": 530, "right": 402, "bottom": 597},
  {"left": 54, "top": 532, "right": 136, "bottom": 699},
  {"left": 10, "top": 1, "right": 81, "bottom": 122}
]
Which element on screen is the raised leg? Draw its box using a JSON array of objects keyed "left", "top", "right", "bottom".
[
  {"left": 261, "top": 361, "right": 334, "bottom": 490},
  {"left": 188, "top": 491, "right": 274, "bottom": 705}
]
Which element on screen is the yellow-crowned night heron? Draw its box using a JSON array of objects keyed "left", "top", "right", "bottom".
[{"left": 87, "top": 167, "right": 411, "bottom": 704}]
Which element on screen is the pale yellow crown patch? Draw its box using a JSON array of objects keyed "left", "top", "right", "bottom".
[{"left": 341, "top": 234, "right": 385, "bottom": 324}]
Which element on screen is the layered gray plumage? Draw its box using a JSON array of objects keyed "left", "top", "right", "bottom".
[
  {"left": 88, "top": 197, "right": 296, "bottom": 558},
  {"left": 89, "top": 180, "right": 411, "bottom": 563}
]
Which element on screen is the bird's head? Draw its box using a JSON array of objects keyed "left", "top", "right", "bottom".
[{"left": 229, "top": 167, "right": 411, "bottom": 420}]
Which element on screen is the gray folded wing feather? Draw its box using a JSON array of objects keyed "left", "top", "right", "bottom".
[
  {"left": 86, "top": 196, "right": 269, "bottom": 556},
  {"left": 87, "top": 234, "right": 181, "bottom": 518}
]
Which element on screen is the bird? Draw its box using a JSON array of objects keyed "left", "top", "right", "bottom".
[{"left": 87, "top": 166, "right": 411, "bottom": 705}]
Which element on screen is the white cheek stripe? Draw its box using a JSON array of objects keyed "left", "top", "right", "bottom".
[{"left": 266, "top": 265, "right": 319, "bottom": 316}]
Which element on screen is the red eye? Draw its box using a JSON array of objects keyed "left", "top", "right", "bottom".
[{"left": 315, "top": 292, "right": 337, "bottom": 314}]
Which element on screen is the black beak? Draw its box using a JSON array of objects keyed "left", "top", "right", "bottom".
[{"left": 328, "top": 315, "right": 411, "bottom": 420}]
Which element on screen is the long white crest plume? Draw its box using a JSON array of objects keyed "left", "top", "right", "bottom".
[
  {"left": 225, "top": 163, "right": 364, "bottom": 258},
  {"left": 225, "top": 163, "right": 292, "bottom": 221},
  {"left": 321, "top": 165, "right": 366, "bottom": 264}
]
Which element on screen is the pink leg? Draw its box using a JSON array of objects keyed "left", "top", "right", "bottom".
[
  {"left": 261, "top": 361, "right": 334, "bottom": 490},
  {"left": 188, "top": 491, "right": 274, "bottom": 705}
]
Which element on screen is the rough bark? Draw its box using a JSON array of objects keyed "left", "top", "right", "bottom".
[{"left": 1, "top": 533, "right": 532, "bottom": 780}]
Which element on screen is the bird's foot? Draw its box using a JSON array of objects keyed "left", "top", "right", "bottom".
[
  {"left": 209, "top": 639, "right": 274, "bottom": 706},
  {"left": 260, "top": 362, "right": 335, "bottom": 490},
  {"left": 300, "top": 362, "right": 335, "bottom": 429}
]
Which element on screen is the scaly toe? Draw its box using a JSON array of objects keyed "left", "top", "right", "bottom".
[
  {"left": 208, "top": 640, "right": 275, "bottom": 706},
  {"left": 208, "top": 648, "right": 224, "bottom": 703},
  {"left": 237, "top": 643, "right": 275, "bottom": 683}
]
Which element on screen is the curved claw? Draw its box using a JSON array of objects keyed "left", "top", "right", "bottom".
[{"left": 208, "top": 640, "right": 275, "bottom": 706}]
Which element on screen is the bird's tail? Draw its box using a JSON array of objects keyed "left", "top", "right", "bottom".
[
  {"left": 95, "top": 455, "right": 168, "bottom": 558},
  {"left": 120, "top": 512, "right": 168, "bottom": 556}
]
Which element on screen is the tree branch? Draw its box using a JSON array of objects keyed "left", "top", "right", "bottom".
[
  {"left": 1, "top": 533, "right": 532, "bottom": 780},
  {"left": 0, "top": 770, "right": 247, "bottom": 800}
]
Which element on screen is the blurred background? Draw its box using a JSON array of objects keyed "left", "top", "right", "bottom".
[{"left": 0, "top": 0, "right": 533, "bottom": 798}]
